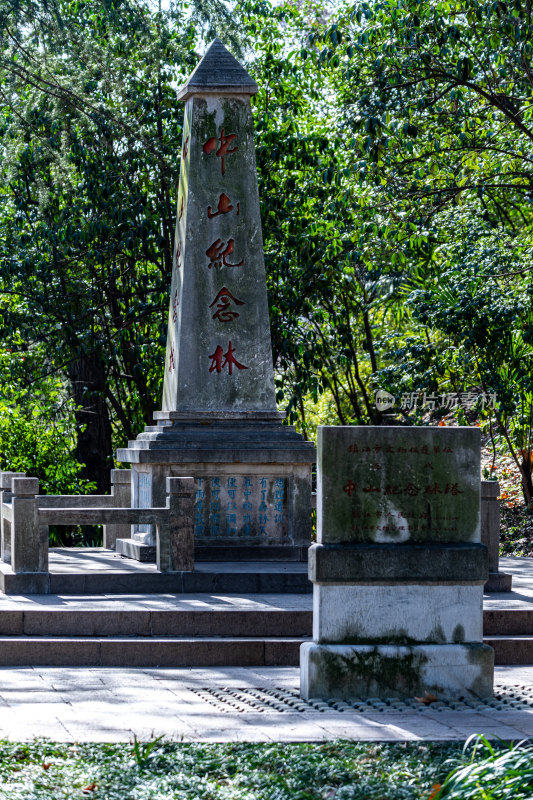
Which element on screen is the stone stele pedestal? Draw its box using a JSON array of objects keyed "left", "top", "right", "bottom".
[
  {"left": 116, "top": 39, "right": 315, "bottom": 562},
  {"left": 300, "top": 426, "right": 494, "bottom": 700}
]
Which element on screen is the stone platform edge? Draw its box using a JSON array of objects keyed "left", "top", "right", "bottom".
[{"left": 309, "top": 542, "right": 488, "bottom": 583}]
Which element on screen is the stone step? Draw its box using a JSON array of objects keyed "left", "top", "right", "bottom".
[
  {"left": 0, "top": 562, "right": 311, "bottom": 596},
  {"left": 484, "top": 635, "right": 533, "bottom": 665},
  {"left": 0, "top": 607, "right": 529, "bottom": 640},
  {"left": 0, "top": 634, "right": 529, "bottom": 667},
  {"left": 0, "top": 609, "right": 312, "bottom": 638},
  {"left": 483, "top": 609, "right": 533, "bottom": 635},
  {"left": 0, "top": 636, "right": 306, "bottom": 667}
]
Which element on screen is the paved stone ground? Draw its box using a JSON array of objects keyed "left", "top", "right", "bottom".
[
  {"left": 0, "top": 665, "right": 530, "bottom": 742},
  {"left": 485, "top": 556, "right": 533, "bottom": 608},
  {"left": 0, "top": 556, "right": 530, "bottom": 742},
  {"left": 46, "top": 550, "right": 309, "bottom": 576}
]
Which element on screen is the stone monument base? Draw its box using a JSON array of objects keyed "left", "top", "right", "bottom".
[
  {"left": 116, "top": 538, "right": 309, "bottom": 562},
  {"left": 116, "top": 411, "right": 316, "bottom": 562},
  {"left": 300, "top": 642, "right": 495, "bottom": 700}
]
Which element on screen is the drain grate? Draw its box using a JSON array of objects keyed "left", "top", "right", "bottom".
[{"left": 191, "top": 684, "right": 533, "bottom": 714}]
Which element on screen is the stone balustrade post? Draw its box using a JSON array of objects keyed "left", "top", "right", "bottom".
[
  {"left": 0, "top": 472, "right": 26, "bottom": 564},
  {"left": 481, "top": 479, "right": 512, "bottom": 592},
  {"left": 11, "top": 478, "right": 48, "bottom": 574},
  {"left": 157, "top": 477, "right": 194, "bottom": 572},
  {"left": 103, "top": 469, "right": 132, "bottom": 550}
]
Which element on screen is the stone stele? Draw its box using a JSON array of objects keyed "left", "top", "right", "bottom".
[
  {"left": 301, "top": 426, "right": 494, "bottom": 700},
  {"left": 318, "top": 425, "right": 481, "bottom": 544},
  {"left": 116, "top": 39, "right": 315, "bottom": 562}
]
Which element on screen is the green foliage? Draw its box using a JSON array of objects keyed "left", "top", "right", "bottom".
[
  {"left": 0, "top": 0, "right": 249, "bottom": 491},
  {"left": 298, "top": 0, "right": 533, "bottom": 501},
  {"left": 0, "top": 739, "right": 468, "bottom": 799},
  {"left": 0, "top": 346, "right": 93, "bottom": 495},
  {"left": 434, "top": 734, "right": 533, "bottom": 799},
  {"left": 4, "top": 0, "right": 533, "bottom": 498},
  {"left": 247, "top": 0, "right": 392, "bottom": 429}
]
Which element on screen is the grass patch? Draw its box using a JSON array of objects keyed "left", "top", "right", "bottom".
[
  {"left": 0, "top": 738, "right": 529, "bottom": 800},
  {"left": 433, "top": 735, "right": 533, "bottom": 799}
]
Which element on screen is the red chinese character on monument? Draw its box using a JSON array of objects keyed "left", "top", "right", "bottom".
[
  {"left": 425, "top": 482, "right": 442, "bottom": 495},
  {"left": 208, "top": 341, "right": 248, "bottom": 375},
  {"left": 404, "top": 483, "right": 420, "bottom": 496},
  {"left": 444, "top": 483, "right": 463, "bottom": 495},
  {"left": 363, "top": 485, "right": 381, "bottom": 493},
  {"left": 172, "top": 289, "right": 179, "bottom": 322},
  {"left": 343, "top": 480, "right": 357, "bottom": 496},
  {"left": 209, "top": 287, "right": 245, "bottom": 322},
  {"left": 174, "top": 240, "right": 182, "bottom": 270},
  {"left": 179, "top": 196, "right": 184, "bottom": 221},
  {"left": 206, "top": 239, "right": 244, "bottom": 269},
  {"left": 168, "top": 345, "right": 175, "bottom": 373},
  {"left": 207, "top": 193, "right": 240, "bottom": 219},
  {"left": 182, "top": 135, "right": 189, "bottom": 160},
  {"left": 203, "top": 129, "right": 239, "bottom": 175}
]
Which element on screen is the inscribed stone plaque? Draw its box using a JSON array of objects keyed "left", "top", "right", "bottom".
[
  {"left": 193, "top": 475, "right": 288, "bottom": 541},
  {"left": 318, "top": 426, "right": 480, "bottom": 544}
]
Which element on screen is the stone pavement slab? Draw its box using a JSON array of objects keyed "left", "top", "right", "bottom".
[
  {"left": 485, "top": 556, "right": 533, "bottom": 608},
  {"left": 0, "top": 666, "right": 531, "bottom": 742},
  {"left": 0, "top": 591, "right": 311, "bottom": 611}
]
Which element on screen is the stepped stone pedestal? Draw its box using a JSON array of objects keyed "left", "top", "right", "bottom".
[
  {"left": 116, "top": 40, "right": 315, "bottom": 561},
  {"left": 301, "top": 426, "right": 494, "bottom": 700}
]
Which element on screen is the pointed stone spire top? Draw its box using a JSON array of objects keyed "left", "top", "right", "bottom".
[{"left": 177, "top": 38, "right": 259, "bottom": 102}]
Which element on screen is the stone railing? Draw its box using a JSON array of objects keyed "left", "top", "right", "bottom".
[
  {"left": 0, "top": 474, "right": 194, "bottom": 578},
  {"left": 481, "top": 479, "right": 512, "bottom": 592}
]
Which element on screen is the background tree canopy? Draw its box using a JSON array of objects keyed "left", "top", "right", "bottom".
[{"left": 2, "top": 0, "right": 533, "bottom": 505}]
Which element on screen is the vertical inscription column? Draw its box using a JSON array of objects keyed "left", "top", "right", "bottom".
[{"left": 162, "top": 39, "right": 276, "bottom": 415}]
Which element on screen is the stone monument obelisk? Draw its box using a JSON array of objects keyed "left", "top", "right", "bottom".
[{"left": 117, "top": 40, "right": 315, "bottom": 561}]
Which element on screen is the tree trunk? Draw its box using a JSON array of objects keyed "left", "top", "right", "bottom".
[{"left": 68, "top": 353, "right": 113, "bottom": 495}]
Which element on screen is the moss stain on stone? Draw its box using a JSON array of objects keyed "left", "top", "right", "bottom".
[
  {"left": 452, "top": 624, "right": 465, "bottom": 643},
  {"left": 338, "top": 624, "right": 447, "bottom": 646},
  {"left": 321, "top": 647, "right": 428, "bottom": 696}
]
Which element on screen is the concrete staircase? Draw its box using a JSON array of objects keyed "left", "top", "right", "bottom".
[
  {"left": 0, "top": 554, "right": 528, "bottom": 667},
  {"left": 484, "top": 609, "right": 533, "bottom": 665},
  {"left": 0, "top": 604, "right": 530, "bottom": 666},
  {"left": 0, "top": 605, "right": 311, "bottom": 666}
]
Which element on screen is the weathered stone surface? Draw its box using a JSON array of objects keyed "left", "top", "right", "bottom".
[
  {"left": 162, "top": 93, "right": 275, "bottom": 413},
  {"left": 318, "top": 426, "right": 480, "bottom": 544},
  {"left": 177, "top": 38, "right": 259, "bottom": 101},
  {"left": 117, "top": 41, "right": 315, "bottom": 556},
  {"left": 309, "top": 542, "right": 488, "bottom": 583},
  {"left": 103, "top": 469, "right": 132, "bottom": 550},
  {"left": 300, "top": 642, "right": 494, "bottom": 700},
  {"left": 11, "top": 479, "right": 48, "bottom": 575},
  {"left": 481, "top": 479, "right": 511, "bottom": 592},
  {"left": 157, "top": 477, "right": 194, "bottom": 572},
  {"left": 0, "top": 472, "right": 25, "bottom": 565},
  {"left": 131, "top": 462, "right": 312, "bottom": 548},
  {"left": 301, "top": 424, "right": 493, "bottom": 701},
  {"left": 312, "top": 584, "right": 484, "bottom": 644},
  {"left": 117, "top": 40, "right": 315, "bottom": 557}
]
